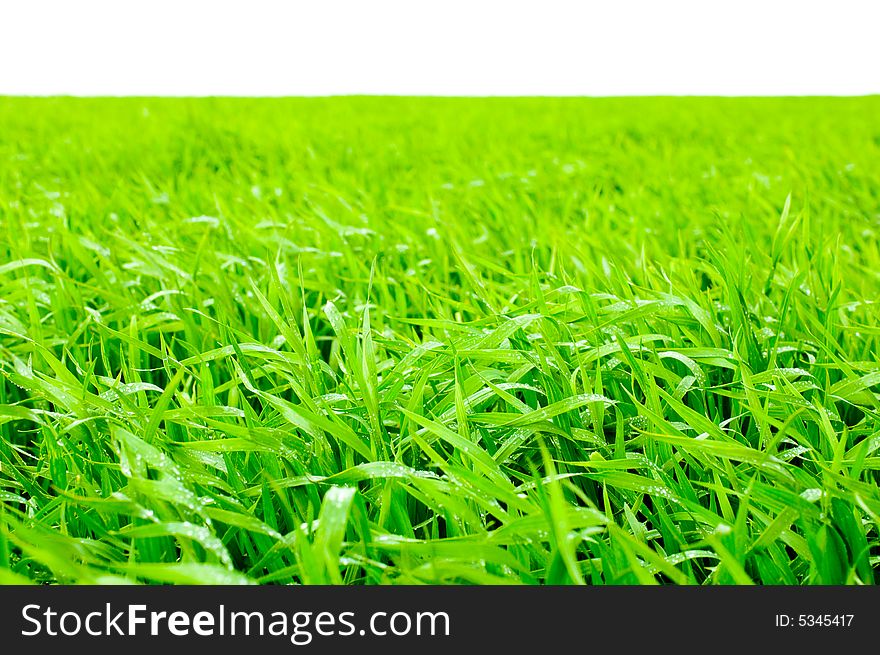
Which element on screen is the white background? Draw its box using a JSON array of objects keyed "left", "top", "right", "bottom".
[{"left": 0, "top": 0, "right": 877, "bottom": 96}]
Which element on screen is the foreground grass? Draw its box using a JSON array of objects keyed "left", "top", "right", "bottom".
[{"left": 0, "top": 97, "right": 878, "bottom": 584}]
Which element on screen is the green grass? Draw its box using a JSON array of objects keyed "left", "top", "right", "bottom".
[{"left": 0, "top": 97, "right": 878, "bottom": 585}]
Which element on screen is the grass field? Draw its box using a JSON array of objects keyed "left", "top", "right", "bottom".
[{"left": 0, "top": 97, "right": 878, "bottom": 585}]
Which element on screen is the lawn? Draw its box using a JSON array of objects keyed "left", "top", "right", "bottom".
[{"left": 0, "top": 97, "right": 878, "bottom": 584}]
